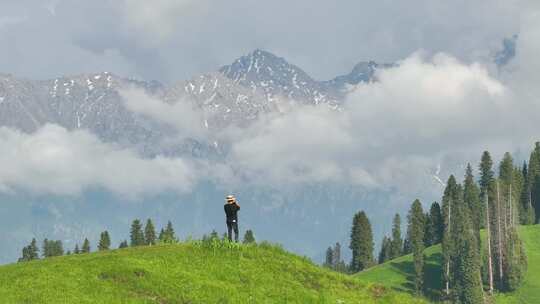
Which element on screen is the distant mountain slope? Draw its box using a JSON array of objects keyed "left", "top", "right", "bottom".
[
  {"left": 0, "top": 241, "right": 425, "bottom": 304},
  {"left": 355, "top": 225, "right": 540, "bottom": 303}
]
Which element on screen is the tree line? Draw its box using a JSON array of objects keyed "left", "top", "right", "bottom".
[
  {"left": 19, "top": 218, "right": 257, "bottom": 262},
  {"left": 326, "top": 142, "right": 540, "bottom": 302}
]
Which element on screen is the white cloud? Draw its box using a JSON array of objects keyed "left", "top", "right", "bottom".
[
  {"left": 0, "top": 124, "right": 198, "bottom": 197},
  {"left": 119, "top": 87, "right": 209, "bottom": 140}
]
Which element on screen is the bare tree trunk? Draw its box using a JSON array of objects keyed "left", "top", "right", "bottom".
[
  {"left": 485, "top": 193, "right": 494, "bottom": 294},
  {"left": 497, "top": 180, "right": 504, "bottom": 284}
]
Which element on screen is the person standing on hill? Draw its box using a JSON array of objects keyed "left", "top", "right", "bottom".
[{"left": 224, "top": 195, "right": 240, "bottom": 242}]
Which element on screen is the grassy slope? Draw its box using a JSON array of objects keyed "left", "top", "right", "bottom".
[
  {"left": 356, "top": 225, "right": 540, "bottom": 303},
  {"left": 0, "top": 241, "right": 425, "bottom": 304}
]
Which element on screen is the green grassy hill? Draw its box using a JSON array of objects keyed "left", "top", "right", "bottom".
[
  {"left": 0, "top": 240, "right": 425, "bottom": 304},
  {"left": 356, "top": 225, "right": 540, "bottom": 303}
]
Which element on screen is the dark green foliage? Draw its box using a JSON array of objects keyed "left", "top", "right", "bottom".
[
  {"left": 426, "top": 202, "right": 443, "bottom": 246},
  {"left": 324, "top": 246, "right": 333, "bottom": 267},
  {"left": 378, "top": 236, "right": 392, "bottom": 264},
  {"left": 159, "top": 221, "right": 177, "bottom": 243},
  {"left": 98, "top": 231, "right": 111, "bottom": 251},
  {"left": 18, "top": 238, "right": 39, "bottom": 262},
  {"left": 390, "top": 214, "right": 403, "bottom": 259},
  {"left": 42, "top": 239, "right": 64, "bottom": 258},
  {"left": 73, "top": 244, "right": 80, "bottom": 254},
  {"left": 407, "top": 199, "right": 425, "bottom": 295},
  {"left": 403, "top": 238, "right": 412, "bottom": 255},
  {"left": 243, "top": 230, "right": 256, "bottom": 244},
  {"left": 520, "top": 162, "right": 536, "bottom": 225},
  {"left": 450, "top": 182, "right": 483, "bottom": 304},
  {"left": 528, "top": 142, "right": 540, "bottom": 222},
  {"left": 82, "top": 238, "right": 91, "bottom": 253},
  {"left": 502, "top": 228, "right": 527, "bottom": 291},
  {"left": 144, "top": 219, "right": 157, "bottom": 245},
  {"left": 118, "top": 240, "right": 128, "bottom": 249},
  {"left": 349, "top": 211, "right": 374, "bottom": 272},
  {"left": 130, "top": 219, "right": 145, "bottom": 247},
  {"left": 464, "top": 163, "right": 482, "bottom": 250}
]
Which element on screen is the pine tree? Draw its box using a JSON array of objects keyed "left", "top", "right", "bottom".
[
  {"left": 118, "top": 240, "right": 128, "bottom": 249},
  {"left": 528, "top": 142, "right": 540, "bottom": 222},
  {"left": 82, "top": 238, "right": 91, "bottom": 253},
  {"left": 18, "top": 238, "right": 40, "bottom": 262},
  {"left": 74, "top": 244, "right": 80, "bottom": 254},
  {"left": 479, "top": 151, "right": 495, "bottom": 294},
  {"left": 42, "top": 238, "right": 50, "bottom": 258},
  {"left": 98, "top": 231, "right": 111, "bottom": 251},
  {"left": 408, "top": 199, "right": 425, "bottom": 295},
  {"left": 442, "top": 175, "right": 458, "bottom": 296},
  {"left": 159, "top": 221, "right": 176, "bottom": 243},
  {"left": 29, "top": 238, "right": 39, "bottom": 260},
  {"left": 519, "top": 161, "right": 535, "bottom": 225},
  {"left": 390, "top": 214, "right": 403, "bottom": 259},
  {"left": 378, "top": 236, "right": 392, "bottom": 264},
  {"left": 243, "top": 230, "right": 256, "bottom": 244},
  {"left": 426, "top": 202, "right": 443, "bottom": 245},
  {"left": 349, "top": 211, "right": 374, "bottom": 272},
  {"left": 464, "top": 163, "right": 482, "bottom": 251},
  {"left": 130, "top": 219, "right": 145, "bottom": 246},
  {"left": 144, "top": 219, "right": 157, "bottom": 245},
  {"left": 324, "top": 246, "right": 334, "bottom": 268}
]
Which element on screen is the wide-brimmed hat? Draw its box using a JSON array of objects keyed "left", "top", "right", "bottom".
[{"left": 226, "top": 195, "right": 236, "bottom": 203}]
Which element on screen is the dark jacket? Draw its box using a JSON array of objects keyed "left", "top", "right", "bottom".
[{"left": 224, "top": 203, "right": 240, "bottom": 222}]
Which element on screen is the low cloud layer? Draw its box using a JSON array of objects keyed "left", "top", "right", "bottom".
[{"left": 0, "top": 125, "right": 197, "bottom": 197}]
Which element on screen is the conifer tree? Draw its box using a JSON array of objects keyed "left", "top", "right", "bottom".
[
  {"left": 144, "top": 219, "right": 157, "bottom": 245},
  {"left": 349, "top": 211, "right": 374, "bottom": 272},
  {"left": 243, "top": 230, "right": 256, "bottom": 244},
  {"left": 408, "top": 199, "right": 425, "bottom": 295},
  {"left": 390, "top": 214, "right": 403, "bottom": 259},
  {"left": 324, "top": 246, "right": 334, "bottom": 268},
  {"left": 130, "top": 219, "right": 145, "bottom": 246},
  {"left": 464, "top": 163, "right": 482, "bottom": 250},
  {"left": 479, "top": 151, "right": 495, "bottom": 293},
  {"left": 98, "top": 231, "right": 111, "bottom": 251},
  {"left": 118, "top": 240, "right": 128, "bottom": 249},
  {"left": 451, "top": 181, "right": 484, "bottom": 304},
  {"left": 159, "top": 221, "right": 177, "bottom": 243},
  {"left": 442, "top": 175, "right": 459, "bottom": 296},
  {"left": 519, "top": 161, "right": 535, "bottom": 225},
  {"left": 74, "top": 244, "right": 80, "bottom": 254},
  {"left": 426, "top": 202, "right": 443, "bottom": 245},
  {"left": 378, "top": 236, "right": 392, "bottom": 264},
  {"left": 18, "top": 238, "right": 40, "bottom": 262},
  {"left": 82, "top": 238, "right": 91, "bottom": 253},
  {"left": 528, "top": 142, "right": 540, "bottom": 222}
]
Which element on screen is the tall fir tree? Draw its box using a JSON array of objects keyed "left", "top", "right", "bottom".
[
  {"left": 82, "top": 238, "right": 91, "bottom": 253},
  {"left": 144, "top": 219, "right": 157, "bottom": 245},
  {"left": 519, "top": 161, "right": 535, "bottom": 224},
  {"left": 407, "top": 199, "right": 425, "bottom": 295},
  {"left": 324, "top": 246, "right": 334, "bottom": 268},
  {"left": 426, "top": 202, "right": 443, "bottom": 245},
  {"left": 98, "top": 231, "right": 111, "bottom": 251},
  {"left": 390, "top": 214, "right": 403, "bottom": 259},
  {"left": 243, "top": 230, "right": 256, "bottom": 244},
  {"left": 159, "top": 221, "right": 177, "bottom": 243},
  {"left": 118, "top": 240, "right": 128, "bottom": 249},
  {"left": 378, "top": 236, "right": 392, "bottom": 264},
  {"left": 130, "top": 219, "right": 145, "bottom": 246},
  {"left": 442, "top": 175, "right": 459, "bottom": 296},
  {"left": 74, "top": 244, "right": 80, "bottom": 254},
  {"left": 464, "top": 163, "right": 482, "bottom": 251},
  {"left": 349, "top": 211, "right": 374, "bottom": 272},
  {"left": 528, "top": 142, "right": 540, "bottom": 222}
]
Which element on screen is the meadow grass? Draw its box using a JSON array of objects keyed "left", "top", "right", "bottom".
[{"left": 0, "top": 240, "right": 425, "bottom": 304}]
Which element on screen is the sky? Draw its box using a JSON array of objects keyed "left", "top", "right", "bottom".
[{"left": 0, "top": 0, "right": 531, "bottom": 83}]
